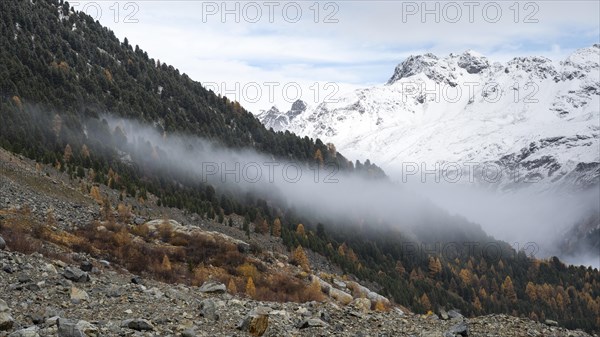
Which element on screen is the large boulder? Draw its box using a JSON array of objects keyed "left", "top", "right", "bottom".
[
  {"left": 329, "top": 288, "right": 353, "bottom": 305},
  {"left": 58, "top": 318, "right": 99, "bottom": 337},
  {"left": 350, "top": 298, "right": 371, "bottom": 313},
  {"left": 447, "top": 309, "right": 463, "bottom": 320},
  {"left": 444, "top": 321, "right": 469, "bottom": 337},
  {"left": 237, "top": 307, "right": 269, "bottom": 337},
  {"left": 198, "top": 281, "right": 226, "bottom": 294},
  {"left": 70, "top": 287, "right": 89, "bottom": 303},
  {"left": 121, "top": 318, "right": 154, "bottom": 331},
  {"left": 297, "top": 318, "right": 327, "bottom": 329},
  {"left": 0, "top": 236, "right": 6, "bottom": 250},
  {"left": 0, "top": 299, "right": 14, "bottom": 331},
  {"left": 199, "top": 299, "right": 219, "bottom": 321},
  {"left": 8, "top": 327, "right": 40, "bottom": 337},
  {"left": 79, "top": 261, "right": 93, "bottom": 272},
  {"left": 0, "top": 312, "right": 14, "bottom": 331},
  {"left": 63, "top": 267, "right": 90, "bottom": 283}
]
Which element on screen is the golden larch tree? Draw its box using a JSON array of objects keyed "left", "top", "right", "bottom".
[
  {"left": 81, "top": 144, "right": 90, "bottom": 159},
  {"left": 272, "top": 218, "right": 282, "bottom": 237},
  {"left": 502, "top": 276, "right": 517, "bottom": 302},
  {"left": 292, "top": 245, "right": 311, "bottom": 272},
  {"left": 245, "top": 277, "right": 256, "bottom": 298},
  {"left": 161, "top": 255, "right": 172, "bottom": 272},
  {"left": 395, "top": 261, "right": 406, "bottom": 275},
  {"left": 296, "top": 223, "right": 305, "bottom": 236},
  {"left": 227, "top": 278, "right": 238, "bottom": 294},
  {"left": 314, "top": 149, "right": 324, "bottom": 168},
  {"left": 63, "top": 144, "right": 73, "bottom": 163},
  {"left": 420, "top": 293, "right": 431, "bottom": 311},
  {"left": 428, "top": 256, "right": 442, "bottom": 277},
  {"left": 525, "top": 282, "right": 537, "bottom": 301}
]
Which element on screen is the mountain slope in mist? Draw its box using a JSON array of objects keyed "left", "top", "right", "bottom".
[{"left": 258, "top": 47, "right": 600, "bottom": 266}]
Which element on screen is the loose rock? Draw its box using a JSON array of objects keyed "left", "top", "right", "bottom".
[
  {"left": 237, "top": 307, "right": 269, "bottom": 337},
  {"left": 70, "top": 286, "right": 89, "bottom": 303},
  {"left": 198, "top": 281, "right": 226, "bottom": 294},
  {"left": 122, "top": 318, "right": 155, "bottom": 331},
  {"left": 199, "top": 299, "right": 219, "bottom": 321},
  {"left": 63, "top": 267, "right": 90, "bottom": 283}
]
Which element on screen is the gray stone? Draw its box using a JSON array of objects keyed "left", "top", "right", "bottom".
[
  {"left": 544, "top": 319, "right": 559, "bottom": 327},
  {"left": 57, "top": 318, "right": 98, "bottom": 337},
  {"left": 44, "top": 263, "right": 58, "bottom": 274},
  {"left": 122, "top": 318, "right": 154, "bottom": 331},
  {"left": 444, "top": 321, "right": 469, "bottom": 337},
  {"left": 297, "top": 318, "right": 328, "bottom": 329},
  {"left": 0, "top": 299, "right": 9, "bottom": 312},
  {"left": 79, "top": 261, "right": 93, "bottom": 272},
  {"left": 18, "top": 274, "right": 32, "bottom": 283},
  {"left": 29, "top": 312, "right": 44, "bottom": 325},
  {"left": 25, "top": 283, "right": 41, "bottom": 291},
  {"left": 198, "top": 281, "right": 226, "bottom": 294},
  {"left": 131, "top": 276, "right": 143, "bottom": 285},
  {"left": 199, "top": 299, "right": 219, "bottom": 321},
  {"left": 105, "top": 286, "right": 125, "bottom": 298},
  {"left": 45, "top": 316, "right": 60, "bottom": 327},
  {"left": 74, "top": 320, "right": 99, "bottom": 337},
  {"left": 0, "top": 312, "right": 14, "bottom": 331},
  {"left": 181, "top": 329, "right": 197, "bottom": 337},
  {"left": 0, "top": 236, "right": 6, "bottom": 250},
  {"left": 70, "top": 287, "right": 89, "bottom": 303},
  {"left": 8, "top": 326, "right": 40, "bottom": 337},
  {"left": 447, "top": 309, "right": 463, "bottom": 320},
  {"left": 63, "top": 267, "right": 89, "bottom": 283},
  {"left": 350, "top": 298, "right": 371, "bottom": 313}
]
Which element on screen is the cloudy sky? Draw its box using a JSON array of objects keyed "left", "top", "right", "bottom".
[{"left": 76, "top": 1, "right": 599, "bottom": 112}]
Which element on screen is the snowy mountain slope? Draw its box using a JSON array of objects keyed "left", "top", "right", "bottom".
[{"left": 259, "top": 46, "right": 600, "bottom": 191}]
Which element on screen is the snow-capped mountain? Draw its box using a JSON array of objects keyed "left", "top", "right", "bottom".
[
  {"left": 256, "top": 99, "right": 310, "bottom": 133},
  {"left": 258, "top": 45, "right": 600, "bottom": 191}
]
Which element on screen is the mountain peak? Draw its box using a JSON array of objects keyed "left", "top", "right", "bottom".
[
  {"left": 562, "top": 44, "right": 600, "bottom": 70},
  {"left": 387, "top": 50, "right": 491, "bottom": 85},
  {"left": 289, "top": 99, "right": 308, "bottom": 117},
  {"left": 457, "top": 50, "right": 490, "bottom": 74},
  {"left": 256, "top": 101, "right": 309, "bottom": 132},
  {"left": 386, "top": 53, "right": 440, "bottom": 84}
]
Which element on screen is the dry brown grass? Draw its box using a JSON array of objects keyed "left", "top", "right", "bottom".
[{"left": 1, "top": 206, "right": 326, "bottom": 304}]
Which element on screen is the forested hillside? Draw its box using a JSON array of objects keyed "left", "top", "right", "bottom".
[{"left": 0, "top": 0, "right": 598, "bottom": 333}]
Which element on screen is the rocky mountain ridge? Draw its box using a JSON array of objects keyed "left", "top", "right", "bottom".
[{"left": 258, "top": 46, "right": 600, "bottom": 191}]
